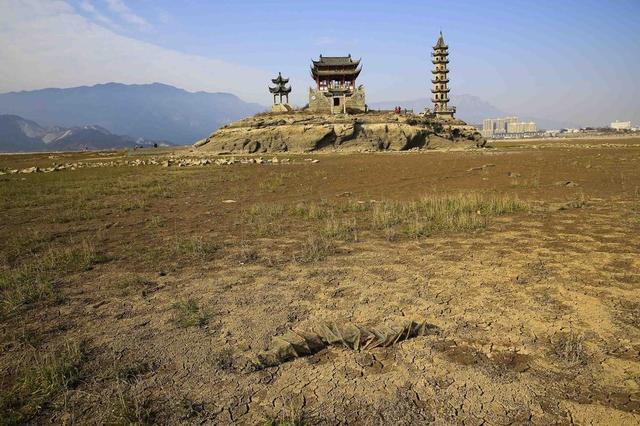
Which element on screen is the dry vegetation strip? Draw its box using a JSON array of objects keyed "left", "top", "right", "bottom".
[
  {"left": 0, "top": 160, "right": 531, "bottom": 423},
  {"left": 243, "top": 192, "right": 527, "bottom": 243},
  {"left": 0, "top": 241, "right": 98, "bottom": 318},
  {"left": 1, "top": 187, "right": 526, "bottom": 319},
  {"left": 0, "top": 341, "right": 85, "bottom": 425},
  {"left": 239, "top": 193, "right": 527, "bottom": 264}
]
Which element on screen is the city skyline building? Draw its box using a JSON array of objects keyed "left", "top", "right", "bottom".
[
  {"left": 610, "top": 120, "right": 632, "bottom": 130},
  {"left": 482, "top": 116, "right": 537, "bottom": 137}
]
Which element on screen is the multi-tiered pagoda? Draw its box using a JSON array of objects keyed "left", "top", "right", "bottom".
[
  {"left": 269, "top": 72, "right": 292, "bottom": 111},
  {"left": 308, "top": 55, "right": 366, "bottom": 114},
  {"left": 431, "top": 32, "right": 456, "bottom": 120}
]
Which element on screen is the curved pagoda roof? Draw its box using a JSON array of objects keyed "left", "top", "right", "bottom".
[
  {"left": 310, "top": 54, "right": 362, "bottom": 80},
  {"left": 433, "top": 31, "right": 448, "bottom": 49},
  {"left": 271, "top": 72, "right": 289, "bottom": 85},
  {"left": 312, "top": 54, "right": 361, "bottom": 68},
  {"left": 268, "top": 72, "right": 291, "bottom": 94},
  {"left": 269, "top": 84, "right": 292, "bottom": 94}
]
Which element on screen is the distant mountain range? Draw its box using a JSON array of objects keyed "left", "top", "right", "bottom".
[
  {"left": 0, "top": 83, "right": 578, "bottom": 152},
  {"left": 369, "top": 94, "right": 575, "bottom": 129},
  {"left": 0, "top": 83, "right": 266, "bottom": 145},
  {"left": 0, "top": 114, "right": 170, "bottom": 152}
]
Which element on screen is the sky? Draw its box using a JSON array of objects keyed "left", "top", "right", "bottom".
[{"left": 1, "top": 0, "right": 639, "bottom": 127}]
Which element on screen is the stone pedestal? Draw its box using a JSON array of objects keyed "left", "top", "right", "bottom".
[
  {"left": 272, "top": 103, "right": 293, "bottom": 113},
  {"left": 308, "top": 87, "right": 366, "bottom": 114}
]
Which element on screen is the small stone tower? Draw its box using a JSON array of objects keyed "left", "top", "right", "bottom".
[
  {"left": 269, "top": 72, "right": 292, "bottom": 112},
  {"left": 431, "top": 32, "right": 456, "bottom": 120}
]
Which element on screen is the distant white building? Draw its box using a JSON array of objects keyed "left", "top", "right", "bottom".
[
  {"left": 507, "top": 121, "right": 537, "bottom": 133},
  {"left": 482, "top": 116, "right": 537, "bottom": 137},
  {"left": 611, "top": 120, "right": 632, "bottom": 130}
]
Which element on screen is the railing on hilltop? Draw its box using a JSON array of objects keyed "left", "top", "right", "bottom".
[{"left": 370, "top": 108, "right": 415, "bottom": 114}]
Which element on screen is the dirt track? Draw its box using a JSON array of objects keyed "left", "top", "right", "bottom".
[{"left": 1, "top": 138, "right": 639, "bottom": 424}]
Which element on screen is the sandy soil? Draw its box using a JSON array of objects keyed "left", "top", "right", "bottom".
[{"left": 1, "top": 137, "right": 639, "bottom": 425}]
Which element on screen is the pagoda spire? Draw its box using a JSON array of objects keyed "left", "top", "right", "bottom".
[{"left": 431, "top": 32, "right": 456, "bottom": 120}]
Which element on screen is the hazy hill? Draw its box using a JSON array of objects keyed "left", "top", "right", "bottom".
[
  {"left": 0, "top": 83, "right": 266, "bottom": 145},
  {"left": 0, "top": 114, "right": 169, "bottom": 152},
  {"left": 0, "top": 115, "right": 47, "bottom": 152}
]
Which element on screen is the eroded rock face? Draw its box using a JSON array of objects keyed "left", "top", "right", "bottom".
[{"left": 195, "top": 112, "right": 485, "bottom": 153}]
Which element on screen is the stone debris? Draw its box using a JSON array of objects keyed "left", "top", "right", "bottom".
[
  {"left": 0, "top": 156, "right": 305, "bottom": 175},
  {"left": 554, "top": 181, "right": 579, "bottom": 187},
  {"left": 521, "top": 142, "right": 634, "bottom": 150},
  {"left": 548, "top": 200, "right": 588, "bottom": 211},
  {"left": 467, "top": 164, "right": 496, "bottom": 172}
]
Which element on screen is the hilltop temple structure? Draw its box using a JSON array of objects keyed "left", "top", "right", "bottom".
[
  {"left": 430, "top": 32, "right": 456, "bottom": 120},
  {"left": 308, "top": 55, "right": 366, "bottom": 114},
  {"left": 195, "top": 31, "right": 485, "bottom": 153},
  {"left": 269, "top": 72, "right": 292, "bottom": 112}
]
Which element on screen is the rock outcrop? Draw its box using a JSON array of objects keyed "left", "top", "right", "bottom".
[{"left": 195, "top": 112, "right": 485, "bottom": 153}]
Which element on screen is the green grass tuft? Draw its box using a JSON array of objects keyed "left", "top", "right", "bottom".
[
  {"left": 321, "top": 217, "right": 357, "bottom": 242},
  {"left": 171, "top": 298, "right": 209, "bottom": 328},
  {"left": 372, "top": 193, "right": 527, "bottom": 238},
  {"left": 172, "top": 236, "right": 219, "bottom": 263},
  {"left": 296, "top": 234, "right": 336, "bottom": 263},
  {"left": 0, "top": 341, "right": 85, "bottom": 425},
  {"left": 109, "top": 384, "right": 155, "bottom": 425},
  {"left": 0, "top": 241, "right": 97, "bottom": 317}
]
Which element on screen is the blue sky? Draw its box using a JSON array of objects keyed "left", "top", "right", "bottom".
[{"left": 1, "top": 0, "right": 639, "bottom": 126}]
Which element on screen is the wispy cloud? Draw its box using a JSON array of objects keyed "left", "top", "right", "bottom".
[
  {"left": 104, "top": 0, "right": 151, "bottom": 30},
  {"left": 78, "top": 0, "right": 123, "bottom": 32},
  {"left": 0, "top": 0, "right": 269, "bottom": 102}
]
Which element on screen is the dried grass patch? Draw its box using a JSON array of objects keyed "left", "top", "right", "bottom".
[
  {"left": 0, "top": 341, "right": 85, "bottom": 424},
  {"left": 0, "top": 241, "right": 97, "bottom": 317}
]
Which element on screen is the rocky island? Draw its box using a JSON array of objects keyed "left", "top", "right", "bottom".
[
  {"left": 195, "top": 32, "right": 485, "bottom": 154},
  {"left": 194, "top": 111, "right": 485, "bottom": 153}
]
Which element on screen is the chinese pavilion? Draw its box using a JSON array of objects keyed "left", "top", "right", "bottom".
[
  {"left": 269, "top": 72, "right": 292, "bottom": 105},
  {"left": 431, "top": 32, "right": 456, "bottom": 120},
  {"left": 308, "top": 55, "right": 366, "bottom": 114}
]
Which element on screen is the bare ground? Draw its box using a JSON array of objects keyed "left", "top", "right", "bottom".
[{"left": 1, "top": 137, "right": 639, "bottom": 425}]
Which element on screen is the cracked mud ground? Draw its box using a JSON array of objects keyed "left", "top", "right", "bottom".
[{"left": 1, "top": 137, "right": 639, "bottom": 424}]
